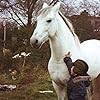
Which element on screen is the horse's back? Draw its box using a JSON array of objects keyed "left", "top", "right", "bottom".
[
  {"left": 81, "top": 39, "right": 100, "bottom": 54},
  {"left": 80, "top": 39, "right": 100, "bottom": 79}
]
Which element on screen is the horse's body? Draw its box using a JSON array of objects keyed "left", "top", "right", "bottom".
[{"left": 30, "top": 2, "right": 100, "bottom": 100}]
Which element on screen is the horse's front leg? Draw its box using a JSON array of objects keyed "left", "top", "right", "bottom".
[{"left": 52, "top": 81, "right": 67, "bottom": 100}]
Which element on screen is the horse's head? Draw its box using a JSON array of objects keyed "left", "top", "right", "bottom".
[{"left": 30, "top": 2, "right": 61, "bottom": 48}]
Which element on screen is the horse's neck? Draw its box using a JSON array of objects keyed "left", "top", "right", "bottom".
[{"left": 49, "top": 14, "right": 81, "bottom": 62}]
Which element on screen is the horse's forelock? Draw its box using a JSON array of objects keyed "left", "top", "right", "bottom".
[{"left": 38, "top": 6, "right": 52, "bottom": 18}]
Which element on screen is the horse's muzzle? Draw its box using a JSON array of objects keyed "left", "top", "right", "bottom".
[{"left": 30, "top": 38, "right": 41, "bottom": 48}]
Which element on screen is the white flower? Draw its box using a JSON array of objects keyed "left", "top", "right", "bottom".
[
  {"left": 12, "top": 54, "right": 21, "bottom": 58},
  {"left": 12, "top": 52, "right": 31, "bottom": 59},
  {"left": 26, "top": 53, "right": 31, "bottom": 56},
  {"left": 21, "top": 52, "right": 26, "bottom": 56}
]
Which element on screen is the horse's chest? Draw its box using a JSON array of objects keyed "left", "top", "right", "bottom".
[{"left": 48, "top": 62, "right": 70, "bottom": 82}]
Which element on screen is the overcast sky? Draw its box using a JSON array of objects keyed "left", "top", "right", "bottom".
[
  {"left": 64, "top": 0, "right": 100, "bottom": 4},
  {"left": 71, "top": 0, "right": 100, "bottom": 2}
]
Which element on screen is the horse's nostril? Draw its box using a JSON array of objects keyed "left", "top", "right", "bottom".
[{"left": 35, "top": 39, "right": 38, "bottom": 44}]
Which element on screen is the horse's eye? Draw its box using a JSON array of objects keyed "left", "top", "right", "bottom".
[{"left": 46, "top": 19, "right": 52, "bottom": 23}]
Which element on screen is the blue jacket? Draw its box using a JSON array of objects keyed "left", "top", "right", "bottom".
[{"left": 64, "top": 57, "right": 90, "bottom": 100}]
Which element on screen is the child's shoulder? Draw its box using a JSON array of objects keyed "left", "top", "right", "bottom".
[{"left": 72, "top": 76, "right": 91, "bottom": 83}]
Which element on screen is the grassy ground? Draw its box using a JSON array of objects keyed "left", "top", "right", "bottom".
[
  {"left": 0, "top": 45, "right": 58, "bottom": 100},
  {"left": 0, "top": 80, "right": 57, "bottom": 100},
  {"left": 0, "top": 67, "right": 57, "bottom": 100}
]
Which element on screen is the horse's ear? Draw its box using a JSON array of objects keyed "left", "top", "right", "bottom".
[
  {"left": 52, "top": 2, "right": 61, "bottom": 13},
  {"left": 42, "top": 2, "right": 48, "bottom": 8}
]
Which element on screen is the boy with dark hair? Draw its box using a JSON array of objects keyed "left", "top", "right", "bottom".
[{"left": 64, "top": 52, "right": 90, "bottom": 100}]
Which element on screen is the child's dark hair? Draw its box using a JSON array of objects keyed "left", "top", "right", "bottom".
[{"left": 73, "top": 59, "right": 89, "bottom": 75}]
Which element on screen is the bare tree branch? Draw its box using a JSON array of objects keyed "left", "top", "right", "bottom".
[
  {"left": 7, "top": 10, "right": 24, "bottom": 27},
  {"left": 4, "top": 0, "right": 26, "bottom": 27}
]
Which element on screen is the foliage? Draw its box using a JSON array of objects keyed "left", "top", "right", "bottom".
[
  {"left": 0, "top": 63, "right": 57, "bottom": 100},
  {"left": 0, "top": 21, "right": 17, "bottom": 41},
  {"left": 79, "top": 0, "right": 100, "bottom": 16},
  {"left": 70, "top": 10, "right": 93, "bottom": 42},
  {"left": 0, "top": 41, "right": 55, "bottom": 100}
]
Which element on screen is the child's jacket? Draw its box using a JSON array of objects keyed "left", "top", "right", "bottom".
[{"left": 64, "top": 57, "right": 90, "bottom": 100}]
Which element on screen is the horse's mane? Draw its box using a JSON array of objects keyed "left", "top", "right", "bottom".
[
  {"left": 59, "top": 12, "right": 80, "bottom": 45},
  {"left": 59, "top": 12, "right": 75, "bottom": 35}
]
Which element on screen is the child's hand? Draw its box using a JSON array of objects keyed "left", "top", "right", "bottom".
[{"left": 65, "top": 51, "right": 71, "bottom": 57}]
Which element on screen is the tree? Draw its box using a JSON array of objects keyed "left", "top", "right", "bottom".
[
  {"left": 60, "top": 0, "right": 78, "bottom": 16},
  {"left": 70, "top": 10, "right": 93, "bottom": 42},
  {"left": 0, "top": 0, "right": 38, "bottom": 28},
  {"left": 79, "top": 0, "right": 100, "bottom": 17}
]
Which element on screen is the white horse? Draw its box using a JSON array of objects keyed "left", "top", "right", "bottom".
[{"left": 30, "top": 2, "right": 100, "bottom": 100}]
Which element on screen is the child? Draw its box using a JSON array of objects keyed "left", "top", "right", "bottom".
[{"left": 64, "top": 52, "right": 90, "bottom": 100}]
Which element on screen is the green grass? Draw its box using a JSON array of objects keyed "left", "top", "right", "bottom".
[
  {"left": 0, "top": 71, "right": 57, "bottom": 100},
  {"left": 0, "top": 48, "right": 57, "bottom": 100}
]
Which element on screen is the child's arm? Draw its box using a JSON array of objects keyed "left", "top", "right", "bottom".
[{"left": 63, "top": 52, "right": 73, "bottom": 73}]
